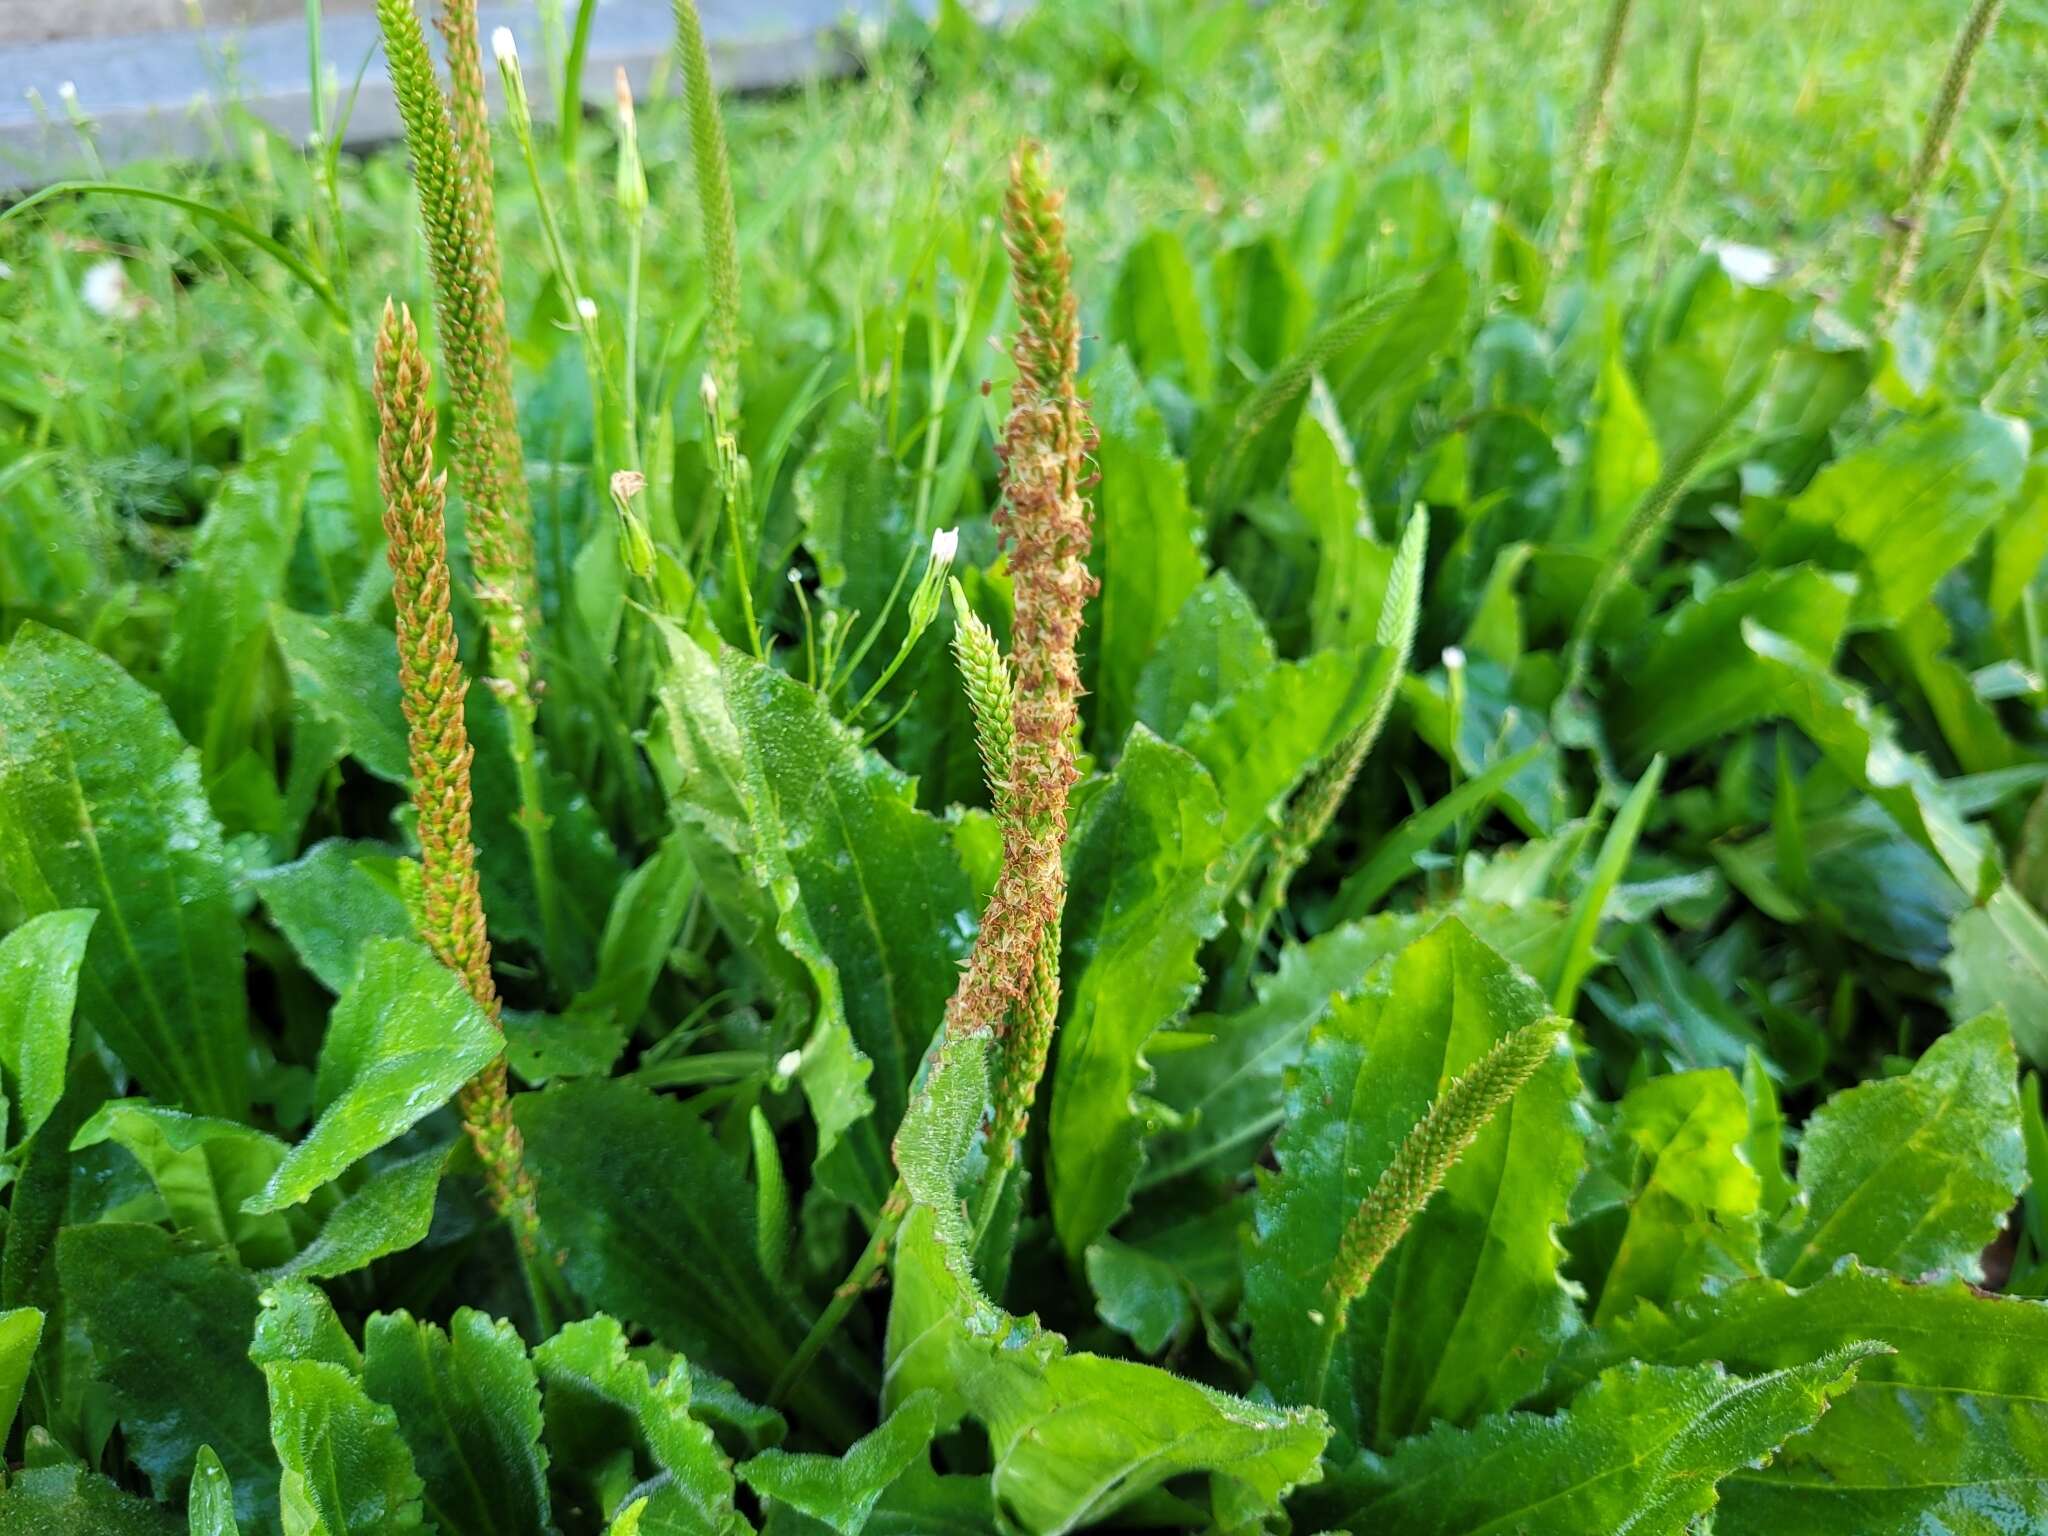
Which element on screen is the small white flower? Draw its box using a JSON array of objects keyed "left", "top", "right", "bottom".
[
  {"left": 57, "top": 81, "right": 77, "bottom": 104},
  {"left": 775, "top": 1049, "right": 803, "bottom": 1081},
  {"left": 930, "top": 527, "right": 959, "bottom": 565},
  {"left": 699, "top": 371, "right": 720, "bottom": 413},
  {"left": 1442, "top": 645, "right": 1467, "bottom": 671},
  {"left": 490, "top": 26, "right": 518, "bottom": 66},
  {"left": 0, "top": 261, "right": 14, "bottom": 282},
  {"left": 576, "top": 295, "right": 598, "bottom": 322},
  {"left": 1704, "top": 238, "right": 1778, "bottom": 288},
  {"left": 81, "top": 258, "right": 134, "bottom": 319}
]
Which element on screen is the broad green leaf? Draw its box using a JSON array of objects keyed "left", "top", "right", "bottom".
[
  {"left": 271, "top": 607, "right": 410, "bottom": 785},
  {"left": 71, "top": 1100, "right": 299, "bottom": 1266},
  {"left": 1573, "top": 345, "right": 1660, "bottom": 555},
  {"left": 188, "top": 1447, "right": 243, "bottom": 1536},
  {"left": 253, "top": 840, "right": 415, "bottom": 996},
  {"left": 885, "top": 1207, "right": 1327, "bottom": 1535},
  {"left": 1337, "top": 1349, "right": 1880, "bottom": 1535},
  {"left": 263, "top": 1359, "right": 426, "bottom": 1535},
  {"left": 517, "top": 1078, "right": 868, "bottom": 1445},
  {"left": 251, "top": 1277, "right": 361, "bottom": 1373},
  {"left": 246, "top": 938, "right": 500, "bottom": 1214},
  {"left": 1568, "top": 1071, "right": 1762, "bottom": 1326},
  {"left": 1131, "top": 573, "right": 1275, "bottom": 742},
  {"left": 1606, "top": 566, "right": 1855, "bottom": 763},
  {"left": 653, "top": 623, "right": 973, "bottom": 1209},
  {"left": 533, "top": 1315, "right": 740, "bottom": 1536},
  {"left": 1108, "top": 228, "right": 1212, "bottom": 398},
  {"left": 0, "top": 1305, "right": 42, "bottom": 1441},
  {"left": 1245, "top": 919, "right": 1580, "bottom": 1444},
  {"left": 1550, "top": 1266, "right": 2048, "bottom": 1533},
  {"left": 0, "top": 623, "right": 249, "bottom": 1117},
  {"left": 1294, "top": 375, "right": 1390, "bottom": 652},
  {"left": 1639, "top": 264, "right": 1792, "bottom": 455},
  {"left": 1766, "top": 1013, "right": 2024, "bottom": 1285},
  {"left": 1947, "top": 886, "right": 2048, "bottom": 1065},
  {"left": 57, "top": 1223, "right": 275, "bottom": 1529},
  {"left": 0, "top": 1466, "right": 180, "bottom": 1535},
  {"left": 740, "top": 1391, "right": 937, "bottom": 1535},
  {"left": 0, "top": 908, "right": 93, "bottom": 1148},
  {"left": 1768, "top": 406, "right": 2029, "bottom": 624},
  {"left": 1145, "top": 913, "right": 1427, "bottom": 1191},
  {"left": 1085, "top": 350, "right": 1206, "bottom": 751},
  {"left": 362, "top": 1309, "right": 550, "bottom": 1536},
  {"left": 1178, "top": 645, "right": 1390, "bottom": 853},
  {"left": 268, "top": 1148, "right": 448, "bottom": 1280},
  {"left": 1083, "top": 1236, "right": 1192, "bottom": 1355},
  {"left": 1046, "top": 730, "right": 1226, "bottom": 1256},
  {"left": 164, "top": 433, "right": 316, "bottom": 785},
  {"left": 795, "top": 400, "right": 916, "bottom": 682}
]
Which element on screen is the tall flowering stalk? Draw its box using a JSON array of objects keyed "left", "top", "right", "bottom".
[
  {"left": 376, "top": 0, "right": 568, "bottom": 987},
  {"left": 374, "top": 300, "right": 540, "bottom": 1257},
  {"left": 772, "top": 144, "right": 1097, "bottom": 1402},
  {"left": 675, "top": 0, "right": 743, "bottom": 408},
  {"left": 1551, "top": 0, "right": 1637, "bottom": 283},
  {"left": 943, "top": 141, "right": 1097, "bottom": 1052}
]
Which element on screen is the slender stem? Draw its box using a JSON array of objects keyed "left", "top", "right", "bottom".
[
  {"left": 505, "top": 700, "right": 571, "bottom": 992},
  {"left": 770, "top": 1181, "right": 908, "bottom": 1409},
  {"left": 1551, "top": 0, "right": 1636, "bottom": 283}
]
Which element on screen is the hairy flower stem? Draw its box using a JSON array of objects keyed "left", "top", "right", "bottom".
[
  {"left": 375, "top": 300, "right": 542, "bottom": 1267},
  {"left": 1876, "top": 0, "right": 2004, "bottom": 324},
  {"left": 1230, "top": 508, "right": 1429, "bottom": 1002},
  {"left": 1309, "top": 1019, "right": 1564, "bottom": 1408},
  {"left": 1551, "top": 0, "right": 1636, "bottom": 284},
  {"left": 377, "top": 0, "right": 569, "bottom": 994}
]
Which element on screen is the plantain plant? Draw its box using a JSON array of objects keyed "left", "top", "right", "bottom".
[{"left": 0, "top": 1, "right": 2043, "bottom": 1533}]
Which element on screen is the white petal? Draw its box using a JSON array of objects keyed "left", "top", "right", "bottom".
[{"left": 490, "top": 26, "right": 518, "bottom": 65}]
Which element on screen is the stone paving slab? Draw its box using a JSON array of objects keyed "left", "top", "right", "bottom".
[{"left": 0, "top": 1, "right": 898, "bottom": 187}]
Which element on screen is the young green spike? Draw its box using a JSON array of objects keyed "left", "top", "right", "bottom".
[
  {"left": 674, "top": 0, "right": 743, "bottom": 407},
  {"left": 1876, "top": 0, "right": 2005, "bottom": 323},
  {"left": 1310, "top": 1017, "right": 1564, "bottom": 1403},
  {"left": 950, "top": 578, "right": 1018, "bottom": 820},
  {"left": 374, "top": 299, "right": 540, "bottom": 1257},
  {"left": 1231, "top": 507, "right": 1428, "bottom": 997}
]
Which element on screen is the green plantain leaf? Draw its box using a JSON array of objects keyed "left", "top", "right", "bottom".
[
  {"left": 1085, "top": 350, "right": 1206, "bottom": 752},
  {"left": 1606, "top": 566, "right": 1855, "bottom": 764},
  {"left": 1765, "top": 1013, "right": 2024, "bottom": 1285},
  {"left": 1177, "top": 645, "right": 1390, "bottom": 856},
  {"left": 362, "top": 1308, "right": 550, "bottom": 1536},
  {"left": 533, "top": 1315, "right": 742, "bottom": 1536},
  {"left": 652, "top": 624, "right": 972, "bottom": 1210},
  {"left": 0, "top": 908, "right": 94, "bottom": 1149},
  {"left": 72, "top": 1100, "right": 300, "bottom": 1267},
  {"left": 187, "top": 1446, "right": 243, "bottom": 1536},
  {"left": 0, "top": 1305, "right": 42, "bottom": 1442},
  {"left": 1766, "top": 406, "right": 2029, "bottom": 625},
  {"left": 1108, "top": 228, "right": 1212, "bottom": 399},
  {"left": 260, "top": 1355, "right": 425, "bottom": 1535},
  {"left": 271, "top": 608, "right": 410, "bottom": 786},
  {"left": 1549, "top": 1265, "right": 2048, "bottom": 1532},
  {"left": 1131, "top": 572, "right": 1276, "bottom": 742},
  {"left": 57, "top": 1223, "right": 276, "bottom": 1529},
  {"left": 1337, "top": 1348, "right": 1881, "bottom": 1534},
  {"left": 1245, "top": 918, "right": 1581, "bottom": 1445},
  {"left": 739, "top": 1391, "right": 937, "bottom": 1536},
  {"left": 253, "top": 841, "right": 415, "bottom": 996},
  {"left": 1293, "top": 378, "right": 1389, "bottom": 654},
  {"left": 0, "top": 1466, "right": 180, "bottom": 1535},
  {"left": 517, "top": 1078, "right": 868, "bottom": 1446},
  {"left": 1568, "top": 1070, "right": 1762, "bottom": 1326},
  {"left": 246, "top": 938, "right": 501, "bottom": 1214},
  {"left": 0, "top": 623, "right": 249, "bottom": 1117},
  {"left": 268, "top": 1148, "right": 448, "bottom": 1281},
  {"left": 1046, "top": 729, "right": 1226, "bottom": 1256},
  {"left": 885, "top": 1206, "right": 1327, "bottom": 1536}
]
